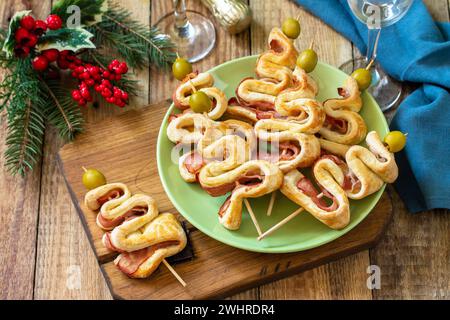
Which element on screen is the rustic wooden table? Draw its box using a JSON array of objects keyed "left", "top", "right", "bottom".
[{"left": 0, "top": 0, "right": 449, "bottom": 300}]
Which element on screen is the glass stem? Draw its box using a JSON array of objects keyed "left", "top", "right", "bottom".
[
  {"left": 365, "top": 27, "right": 381, "bottom": 63},
  {"left": 173, "top": 0, "right": 188, "bottom": 29}
]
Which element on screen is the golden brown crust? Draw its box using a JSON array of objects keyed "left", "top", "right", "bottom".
[{"left": 281, "top": 164, "right": 350, "bottom": 230}]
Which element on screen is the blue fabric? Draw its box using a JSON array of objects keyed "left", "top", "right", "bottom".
[{"left": 294, "top": 0, "right": 450, "bottom": 212}]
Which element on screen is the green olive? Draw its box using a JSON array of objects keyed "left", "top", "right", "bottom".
[
  {"left": 296, "top": 48, "right": 318, "bottom": 73},
  {"left": 282, "top": 18, "right": 301, "bottom": 39},
  {"left": 351, "top": 68, "right": 372, "bottom": 90},
  {"left": 82, "top": 168, "right": 107, "bottom": 190},
  {"left": 189, "top": 91, "right": 211, "bottom": 113},
  {"left": 172, "top": 57, "right": 193, "bottom": 81},
  {"left": 384, "top": 131, "right": 407, "bottom": 153}
]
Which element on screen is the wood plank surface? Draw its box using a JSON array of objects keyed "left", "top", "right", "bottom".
[
  {"left": 0, "top": 0, "right": 448, "bottom": 300},
  {"left": 369, "top": 0, "right": 450, "bottom": 300},
  {"left": 0, "top": 0, "right": 44, "bottom": 301},
  {"left": 58, "top": 102, "right": 392, "bottom": 300}
]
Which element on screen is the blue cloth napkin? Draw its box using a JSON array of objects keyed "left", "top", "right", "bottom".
[{"left": 294, "top": 0, "right": 450, "bottom": 213}]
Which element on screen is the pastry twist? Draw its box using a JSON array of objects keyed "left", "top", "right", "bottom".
[
  {"left": 200, "top": 160, "right": 283, "bottom": 230},
  {"left": 85, "top": 185, "right": 186, "bottom": 279},
  {"left": 197, "top": 134, "right": 282, "bottom": 230},
  {"left": 281, "top": 159, "right": 350, "bottom": 230},
  {"left": 236, "top": 28, "right": 297, "bottom": 108},
  {"left": 167, "top": 112, "right": 213, "bottom": 145},
  {"left": 342, "top": 131, "right": 398, "bottom": 199},
  {"left": 319, "top": 77, "right": 367, "bottom": 145},
  {"left": 172, "top": 72, "right": 228, "bottom": 120},
  {"left": 255, "top": 120, "right": 321, "bottom": 173}
]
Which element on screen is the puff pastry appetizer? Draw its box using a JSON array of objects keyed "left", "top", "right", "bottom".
[
  {"left": 172, "top": 72, "right": 228, "bottom": 120},
  {"left": 319, "top": 77, "right": 367, "bottom": 145},
  {"left": 236, "top": 28, "right": 297, "bottom": 109},
  {"left": 85, "top": 184, "right": 187, "bottom": 279}
]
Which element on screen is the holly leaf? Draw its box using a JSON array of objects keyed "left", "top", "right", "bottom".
[
  {"left": 2, "top": 10, "right": 32, "bottom": 58},
  {"left": 37, "top": 27, "right": 96, "bottom": 52},
  {"left": 52, "top": 0, "right": 108, "bottom": 26}
]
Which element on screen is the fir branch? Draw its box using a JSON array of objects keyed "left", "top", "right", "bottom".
[
  {"left": 39, "top": 78, "right": 84, "bottom": 140},
  {"left": 5, "top": 102, "right": 45, "bottom": 176},
  {"left": 2, "top": 59, "right": 46, "bottom": 176},
  {"left": 88, "top": 1, "right": 176, "bottom": 69}
]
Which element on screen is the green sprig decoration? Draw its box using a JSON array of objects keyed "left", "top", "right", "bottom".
[
  {"left": 1, "top": 0, "right": 176, "bottom": 176},
  {"left": 87, "top": 1, "right": 176, "bottom": 69}
]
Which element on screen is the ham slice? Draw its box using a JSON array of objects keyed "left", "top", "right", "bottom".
[
  {"left": 258, "top": 141, "right": 300, "bottom": 163},
  {"left": 218, "top": 196, "right": 232, "bottom": 217},
  {"left": 172, "top": 72, "right": 199, "bottom": 110},
  {"left": 296, "top": 177, "right": 338, "bottom": 212},
  {"left": 317, "top": 154, "right": 361, "bottom": 193},
  {"left": 324, "top": 115, "right": 348, "bottom": 134},
  {"left": 98, "top": 206, "right": 148, "bottom": 229},
  {"left": 202, "top": 181, "right": 235, "bottom": 197},
  {"left": 115, "top": 240, "right": 180, "bottom": 276},
  {"left": 235, "top": 78, "right": 276, "bottom": 110},
  {"left": 97, "top": 189, "right": 124, "bottom": 206},
  {"left": 103, "top": 232, "right": 125, "bottom": 253},
  {"left": 183, "top": 152, "right": 205, "bottom": 175}
]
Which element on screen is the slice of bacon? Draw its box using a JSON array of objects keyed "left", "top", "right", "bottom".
[
  {"left": 97, "top": 189, "right": 124, "bottom": 206},
  {"left": 116, "top": 240, "right": 180, "bottom": 276},
  {"left": 98, "top": 206, "right": 148, "bottom": 229}
]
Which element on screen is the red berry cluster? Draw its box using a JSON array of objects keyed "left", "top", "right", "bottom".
[
  {"left": 71, "top": 59, "right": 129, "bottom": 107},
  {"left": 15, "top": 14, "right": 62, "bottom": 58}
]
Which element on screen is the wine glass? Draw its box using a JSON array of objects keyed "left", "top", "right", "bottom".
[
  {"left": 340, "top": 0, "right": 413, "bottom": 111},
  {"left": 155, "top": 0, "right": 216, "bottom": 63}
]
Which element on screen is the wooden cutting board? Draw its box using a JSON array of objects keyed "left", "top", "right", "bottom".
[{"left": 58, "top": 100, "right": 393, "bottom": 300}]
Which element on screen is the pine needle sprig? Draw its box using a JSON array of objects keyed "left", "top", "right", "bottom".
[
  {"left": 5, "top": 103, "right": 45, "bottom": 176},
  {"left": 88, "top": 1, "right": 176, "bottom": 69},
  {"left": 2, "top": 59, "right": 46, "bottom": 176},
  {"left": 39, "top": 78, "right": 84, "bottom": 140}
]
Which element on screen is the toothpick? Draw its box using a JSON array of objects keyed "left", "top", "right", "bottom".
[
  {"left": 162, "top": 259, "right": 186, "bottom": 287},
  {"left": 188, "top": 80, "right": 197, "bottom": 93},
  {"left": 244, "top": 199, "right": 263, "bottom": 236},
  {"left": 366, "top": 59, "right": 375, "bottom": 70},
  {"left": 266, "top": 191, "right": 277, "bottom": 216},
  {"left": 309, "top": 40, "right": 315, "bottom": 50},
  {"left": 82, "top": 166, "right": 87, "bottom": 173},
  {"left": 258, "top": 207, "right": 304, "bottom": 241}
]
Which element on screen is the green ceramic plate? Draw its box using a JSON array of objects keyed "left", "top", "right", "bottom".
[{"left": 157, "top": 55, "right": 388, "bottom": 253}]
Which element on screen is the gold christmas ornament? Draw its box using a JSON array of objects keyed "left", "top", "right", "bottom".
[{"left": 200, "top": 0, "right": 252, "bottom": 34}]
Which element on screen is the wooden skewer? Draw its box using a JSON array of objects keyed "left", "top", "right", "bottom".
[
  {"left": 162, "top": 259, "right": 186, "bottom": 287},
  {"left": 244, "top": 198, "right": 263, "bottom": 236},
  {"left": 266, "top": 191, "right": 277, "bottom": 216},
  {"left": 366, "top": 58, "right": 375, "bottom": 70},
  {"left": 188, "top": 80, "right": 197, "bottom": 93},
  {"left": 258, "top": 207, "right": 304, "bottom": 241}
]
